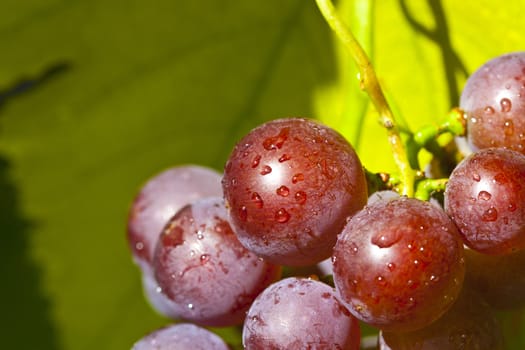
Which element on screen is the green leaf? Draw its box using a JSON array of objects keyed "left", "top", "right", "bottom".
[{"left": 1, "top": 0, "right": 525, "bottom": 349}]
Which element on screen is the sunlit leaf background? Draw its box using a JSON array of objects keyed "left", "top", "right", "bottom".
[{"left": 1, "top": 0, "right": 524, "bottom": 349}]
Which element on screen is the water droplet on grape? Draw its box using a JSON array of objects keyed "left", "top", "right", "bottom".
[
  {"left": 349, "top": 242, "right": 359, "bottom": 254},
  {"left": 508, "top": 202, "right": 517, "bottom": 212},
  {"left": 481, "top": 207, "right": 498, "bottom": 222},
  {"left": 472, "top": 173, "right": 481, "bottom": 182},
  {"left": 278, "top": 154, "right": 291, "bottom": 162},
  {"left": 262, "top": 127, "right": 289, "bottom": 150},
  {"left": 275, "top": 208, "right": 290, "bottom": 223},
  {"left": 504, "top": 119, "right": 514, "bottom": 136},
  {"left": 187, "top": 303, "right": 194, "bottom": 310},
  {"left": 294, "top": 191, "right": 307, "bottom": 204},
  {"left": 251, "top": 155, "right": 261, "bottom": 168},
  {"left": 484, "top": 106, "right": 495, "bottom": 114},
  {"left": 292, "top": 173, "right": 304, "bottom": 184},
  {"left": 500, "top": 98, "right": 512, "bottom": 112},
  {"left": 251, "top": 192, "right": 264, "bottom": 208},
  {"left": 239, "top": 206, "right": 248, "bottom": 221},
  {"left": 260, "top": 165, "right": 272, "bottom": 175},
  {"left": 200, "top": 254, "right": 210, "bottom": 263},
  {"left": 276, "top": 186, "right": 290, "bottom": 197},
  {"left": 190, "top": 250, "right": 195, "bottom": 257},
  {"left": 478, "top": 191, "right": 492, "bottom": 201}
]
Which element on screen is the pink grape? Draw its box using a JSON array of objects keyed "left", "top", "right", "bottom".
[
  {"left": 131, "top": 323, "right": 229, "bottom": 350},
  {"left": 153, "top": 197, "right": 281, "bottom": 327},
  {"left": 127, "top": 165, "right": 222, "bottom": 269},
  {"left": 243, "top": 277, "right": 360, "bottom": 350}
]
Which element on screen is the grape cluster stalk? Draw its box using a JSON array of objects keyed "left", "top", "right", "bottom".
[{"left": 125, "top": 1, "right": 525, "bottom": 349}]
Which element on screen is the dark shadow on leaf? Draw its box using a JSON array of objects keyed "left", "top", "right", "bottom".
[
  {"left": 0, "top": 157, "right": 61, "bottom": 349},
  {"left": 399, "top": 0, "right": 469, "bottom": 107},
  {"left": 0, "top": 62, "right": 71, "bottom": 109},
  {"left": 0, "top": 63, "right": 69, "bottom": 349}
]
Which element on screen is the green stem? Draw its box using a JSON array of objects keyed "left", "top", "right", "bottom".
[
  {"left": 315, "top": 0, "right": 415, "bottom": 196},
  {"left": 414, "top": 178, "right": 448, "bottom": 201},
  {"left": 413, "top": 108, "right": 466, "bottom": 148}
]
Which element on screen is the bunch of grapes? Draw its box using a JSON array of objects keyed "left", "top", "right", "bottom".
[{"left": 125, "top": 51, "right": 525, "bottom": 349}]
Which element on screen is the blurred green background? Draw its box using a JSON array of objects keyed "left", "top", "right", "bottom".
[{"left": 0, "top": 0, "right": 524, "bottom": 349}]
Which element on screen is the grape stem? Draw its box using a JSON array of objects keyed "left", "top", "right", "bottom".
[
  {"left": 315, "top": 0, "right": 415, "bottom": 196},
  {"left": 413, "top": 108, "right": 466, "bottom": 148},
  {"left": 414, "top": 178, "right": 448, "bottom": 201}
]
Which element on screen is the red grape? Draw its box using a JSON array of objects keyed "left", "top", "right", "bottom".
[
  {"left": 153, "top": 197, "right": 281, "bottom": 327},
  {"left": 465, "top": 247, "right": 525, "bottom": 309},
  {"left": 222, "top": 118, "right": 367, "bottom": 266},
  {"left": 242, "top": 277, "right": 360, "bottom": 350},
  {"left": 444, "top": 148, "right": 525, "bottom": 254},
  {"left": 379, "top": 285, "right": 503, "bottom": 349},
  {"left": 460, "top": 51, "right": 525, "bottom": 153},
  {"left": 333, "top": 197, "right": 465, "bottom": 332}
]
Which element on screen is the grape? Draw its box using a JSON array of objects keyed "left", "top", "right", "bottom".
[
  {"left": 131, "top": 323, "right": 229, "bottom": 350},
  {"left": 465, "top": 247, "right": 525, "bottom": 309},
  {"left": 379, "top": 285, "right": 503, "bottom": 350},
  {"left": 153, "top": 197, "right": 281, "bottom": 327},
  {"left": 140, "top": 269, "right": 184, "bottom": 319},
  {"left": 460, "top": 51, "right": 525, "bottom": 152},
  {"left": 127, "top": 165, "right": 222, "bottom": 268},
  {"left": 332, "top": 196, "right": 465, "bottom": 332},
  {"left": 242, "top": 277, "right": 360, "bottom": 350},
  {"left": 444, "top": 147, "right": 525, "bottom": 254},
  {"left": 222, "top": 118, "right": 367, "bottom": 266}
]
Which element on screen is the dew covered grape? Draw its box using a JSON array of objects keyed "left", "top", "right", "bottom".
[
  {"left": 222, "top": 118, "right": 367, "bottom": 266},
  {"left": 243, "top": 277, "right": 360, "bottom": 350},
  {"left": 153, "top": 197, "right": 281, "bottom": 326},
  {"left": 445, "top": 147, "right": 525, "bottom": 254},
  {"left": 333, "top": 196, "right": 465, "bottom": 332}
]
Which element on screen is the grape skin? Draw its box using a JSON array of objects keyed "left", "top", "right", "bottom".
[
  {"left": 242, "top": 277, "right": 360, "bottom": 350},
  {"left": 465, "top": 247, "right": 525, "bottom": 309},
  {"left": 444, "top": 148, "right": 525, "bottom": 254},
  {"left": 333, "top": 197, "right": 465, "bottom": 332},
  {"left": 131, "top": 323, "right": 229, "bottom": 350},
  {"left": 222, "top": 118, "right": 367, "bottom": 266},
  {"left": 379, "top": 285, "right": 503, "bottom": 350},
  {"left": 153, "top": 197, "right": 281, "bottom": 327},
  {"left": 460, "top": 51, "right": 525, "bottom": 153},
  {"left": 127, "top": 165, "right": 222, "bottom": 268}
]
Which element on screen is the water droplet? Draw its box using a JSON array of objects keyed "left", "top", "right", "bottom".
[
  {"left": 190, "top": 250, "right": 195, "bottom": 257},
  {"left": 484, "top": 106, "right": 495, "bottom": 114},
  {"left": 478, "top": 191, "right": 492, "bottom": 201},
  {"left": 239, "top": 206, "right": 248, "bottom": 221},
  {"left": 294, "top": 191, "right": 307, "bottom": 204},
  {"left": 276, "top": 186, "right": 290, "bottom": 197},
  {"left": 200, "top": 254, "right": 210, "bottom": 263},
  {"left": 278, "top": 154, "right": 291, "bottom": 162},
  {"left": 263, "top": 127, "right": 289, "bottom": 150},
  {"left": 508, "top": 203, "right": 517, "bottom": 212},
  {"left": 292, "top": 173, "right": 304, "bottom": 184},
  {"left": 387, "top": 262, "right": 396, "bottom": 271},
  {"left": 251, "top": 155, "right": 261, "bottom": 168},
  {"left": 472, "top": 173, "right": 481, "bottom": 182},
  {"left": 430, "top": 275, "right": 439, "bottom": 283},
  {"left": 275, "top": 208, "right": 291, "bottom": 223},
  {"left": 187, "top": 303, "right": 194, "bottom": 310},
  {"left": 504, "top": 119, "right": 514, "bottom": 136},
  {"left": 251, "top": 192, "right": 264, "bottom": 208},
  {"left": 376, "top": 276, "right": 385, "bottom": 284},
  {"left": 135, "top": 242, "right": 144, "bottom": 251},
  {"left": 372, "top": 231, "right": 402, "bottom": 248},
  {"left": 500, "top": 98, "right": 512, "bottom": 112},
  {"left": 481, "top": 207, "right": 498, "bottom": 222},
  {"left": 349, "top": 242, "right": 359, "bottom": 254},
  {"left": 260, "top": 165, "right": 272, "bottom": 175}
]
